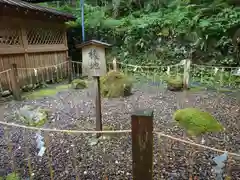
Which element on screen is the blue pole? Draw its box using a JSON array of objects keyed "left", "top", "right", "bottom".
[{"left": 80, "top": 0, "right": 85, "bottom": 41}]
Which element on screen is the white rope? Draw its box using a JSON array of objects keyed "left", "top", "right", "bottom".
[
  {"left": 0, "top": 69, "right": 11, "bottom": 74},
  {"left": 72, "top": 60, "right": 239, "bottom": 70},
  {"left": 72, "top": 61, "right": 81, "bottom": 64},
  {"left": 154, "top": 132, "right": 240, "bottom": 157},
  {"left": 117, "top": 62, "right": 180, "bottom": 68},
  {"left": 0, "top": 120, "right": 239, "bottom": 157},
  {"left": 17, "top": 61, "right": 68, "bottom": 70},
  {"left": 192, "top": 64, "right": 240, "bottom": 69}
]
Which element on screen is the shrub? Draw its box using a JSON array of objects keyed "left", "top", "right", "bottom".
[
  {"left": 100, "top": 70, "right": 132, "bottom": 98},
  {"left": 71, "top": 79, "right": 87, "bottom": 89},
  {"left": 173, "top": 108, "right": 224, "bottom": 137},
  {"left": 167, "top": 76, "right": 183, "bottom": 91}
]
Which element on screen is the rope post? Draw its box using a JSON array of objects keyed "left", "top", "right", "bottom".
[
  {"left": 10, "top": 63, "right": 21, "bottom": 100},
  {"left": 131, "top": 109, "right": 153, "bottom": 180},
  {"left": 183, "top": 59, "right": 191, "bottom": 90},
  {"left": 95, "top": 76, "right": 102, "bottom": 138},
  {"left": 68, "top": 57, "right": 72, "bottom": 83},
  {"left": 113, "top": 57, "right": 117, "bottom": 71}
]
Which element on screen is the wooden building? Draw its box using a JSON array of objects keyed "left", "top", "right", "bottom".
[{"left": 0, "top": 0, "right": 76, "bottom": 91}]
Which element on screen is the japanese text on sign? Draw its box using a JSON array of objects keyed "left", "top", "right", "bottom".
[{"left": 88, "top": 48, "right": 100, "bottom": 69}]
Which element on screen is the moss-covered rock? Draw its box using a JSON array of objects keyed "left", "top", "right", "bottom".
[
  {"left": 100, "top": 71, "right": 132, "bottom": 98},
  {"left": 173, "top": 108, "right": 224, "bottom": 137},
  {"left": 167, "top": 76, "right": 183, "bottom": 91},
  {"left": 71, "top": 79, "right": 87, "bottom": 89},
  {"left": 18, "top": 105, "right": 48, "bottom": 127}
]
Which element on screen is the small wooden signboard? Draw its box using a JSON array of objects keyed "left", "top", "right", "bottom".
[{"left": 76, "top": 40, "right": 111, "bottom": 137}]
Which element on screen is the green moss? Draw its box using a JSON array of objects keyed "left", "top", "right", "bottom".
[
  {"left": 173, "top": 108, "right": 224, "bottom": 137},
  {"left": 24, "top": 84, "right": 71, "bottom": 99},
  {"left": 6, "top": 172, "right": 20, "bottom": 180},
  {"left": 167, "top": 76, "right": 183, "bottom": 91},
  {"left": 100, "top": 71, "right": 132, "bottom": 98},
  {"left": 71, "top": 79, "right": 87, "bottom": 89},
  {"left": 55, "top": 84, "right": 71, "bottom": 90},
  {"left": 25, "top": 89, "right": 58, "bottom": 99}
]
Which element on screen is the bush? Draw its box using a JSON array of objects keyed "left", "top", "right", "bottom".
[
  {"left": 71, "top": 79, "right": 87, "bottom": 89},
  {"left": 100, "top": 70, "right": 132, "bottom": 98},
  {"left": 167, "top": 76, "right": 183, "bottom": 91},
  {"left": 173, "top": 108, "right": 224, "bottom": 137}
]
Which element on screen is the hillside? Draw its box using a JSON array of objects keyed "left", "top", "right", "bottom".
[{"left": 42, "top": 0, "right": 240, "bottom": 66}]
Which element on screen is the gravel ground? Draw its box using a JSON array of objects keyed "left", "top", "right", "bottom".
[{"left": 0, "top": 82, "right": 239, "bottom": 180}]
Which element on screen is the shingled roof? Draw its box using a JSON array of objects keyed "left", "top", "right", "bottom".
[
  {"left": 22, "top": 0, "right": 54, "bottom": 2},
  {"left": 0, "top": 0, "right": 76, "bottom": 22}
]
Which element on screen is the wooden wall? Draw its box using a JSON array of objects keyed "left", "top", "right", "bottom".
[{"left": 0, "top": 16, "right": 68, "bottom": 91}]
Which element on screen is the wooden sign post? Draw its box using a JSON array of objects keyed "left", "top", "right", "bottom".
[{"left": 76, "top": 40, "right": 111, "bottom": 137}]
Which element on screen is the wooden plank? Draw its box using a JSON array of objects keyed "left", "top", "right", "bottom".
[
  {"left": 27, "top": 45, "right": 67, "bottom": 53},
  {"left": 0, "top": 47, "right": 25, "bottom": 55},
  {"left": 0, "top": 45, "right": 67, "bottom": 55},
  {"left": 131, "top": 109, "right": 153, "bottom": 180}
]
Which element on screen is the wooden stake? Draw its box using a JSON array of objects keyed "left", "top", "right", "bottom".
[
  {"left": 183, "top": 59, "right": 191, "bottom": 90},
  {"left": 10, "top": 63, "right": 21, "bottom": 100},
  {"left": 95, "top": 76, "right": 102, "bottom": 137},
  {"left": 131, "top": 109, "right": 153, "bottom": 180},
  {"left": 113, "top": 57, "right": 117, "bottom": 71},
  {"left": 68, "top": 57, "right": 72, "bottom": 83}
]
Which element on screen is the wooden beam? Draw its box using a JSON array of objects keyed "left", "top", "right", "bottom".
[
  {"left": 0, "top": 45, "right": 67, "bottom": 55},
  {"left": 27, "top": 45, "right": 68, "bottom": 53},
  {"left": 0, "top": 47, "right": 25, "bottom": 55}
]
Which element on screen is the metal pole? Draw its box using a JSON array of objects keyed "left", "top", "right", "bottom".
[{"left": 80, "top": 0, "right": 85, "bottom": 41}]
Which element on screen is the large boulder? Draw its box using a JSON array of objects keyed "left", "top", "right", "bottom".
[
  {"left": 17, "top": 105, "right": 48, "bottom": 127},
  {"left": 167, "top": 76, "right": 183, "bottom": 91},
  {"left": 100, "top": 71, "right": 132, "bottom": 98},
  {"left": 71, "top": 79, "right": 87, "bottom": 89}
]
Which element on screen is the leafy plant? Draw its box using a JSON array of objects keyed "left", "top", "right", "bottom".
[{"left": 41, "top": 0, "right": 240, "bottom": 67}]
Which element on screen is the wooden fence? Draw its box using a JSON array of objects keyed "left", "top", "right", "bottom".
[{"left": 0, "top": 58, "right": 240, "bottom": 100}]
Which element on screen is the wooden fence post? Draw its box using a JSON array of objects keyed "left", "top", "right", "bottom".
[
  {"left": 68, "top": 57, "right": 72, "bottom": 83},
  {"left": 131, "top": 109, "right": 153, "bottom": 180},
  {"left": 10, "top": 63, "right": 21, "bottom": 100},
  {"left": 113, "top": 57, "right": 117, "bottom": 71},
  {"left": 183, "top": 59, "right": 191, "bottom": 90}
]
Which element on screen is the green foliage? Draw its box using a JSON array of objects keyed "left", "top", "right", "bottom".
[
  {"left": 173, "top": 108, "right": 224, "bottom": 137},
  {"left": 43, "top": 0, "right": 240, "bottom": 67},
  {"left": 167, "top": 76, "right": 183, "bottom": 91},
  {"left": 71, "top": 79, "right": 87, "bottom": 89},
  {"left": 100, "top": 70, "right": 132, "bottom": 98},
  {"left": 0, "top": 172, "right": 20, "bottom": 180},
  {"left": 6, "top": 173, "right": 20, "bottom": 180}
]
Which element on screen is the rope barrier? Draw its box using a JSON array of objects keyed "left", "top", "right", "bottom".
[
  {"left": 154, "top": 131, "right": 240, "bottom": 157},
  {"left": 0, "top": 120, "right": 239, "bottom": 157},
  {"left": 192, "top": 64, "right": 240, "bottom": 69},
  {"left": 17, "top": 61, "right": 68, "bottom": 70},
  {"left": 71, "top": 60, "right": 240, "bottom": 70},
  {"left": 117, "top": 62, "right": 180, "bottom": 68}
]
